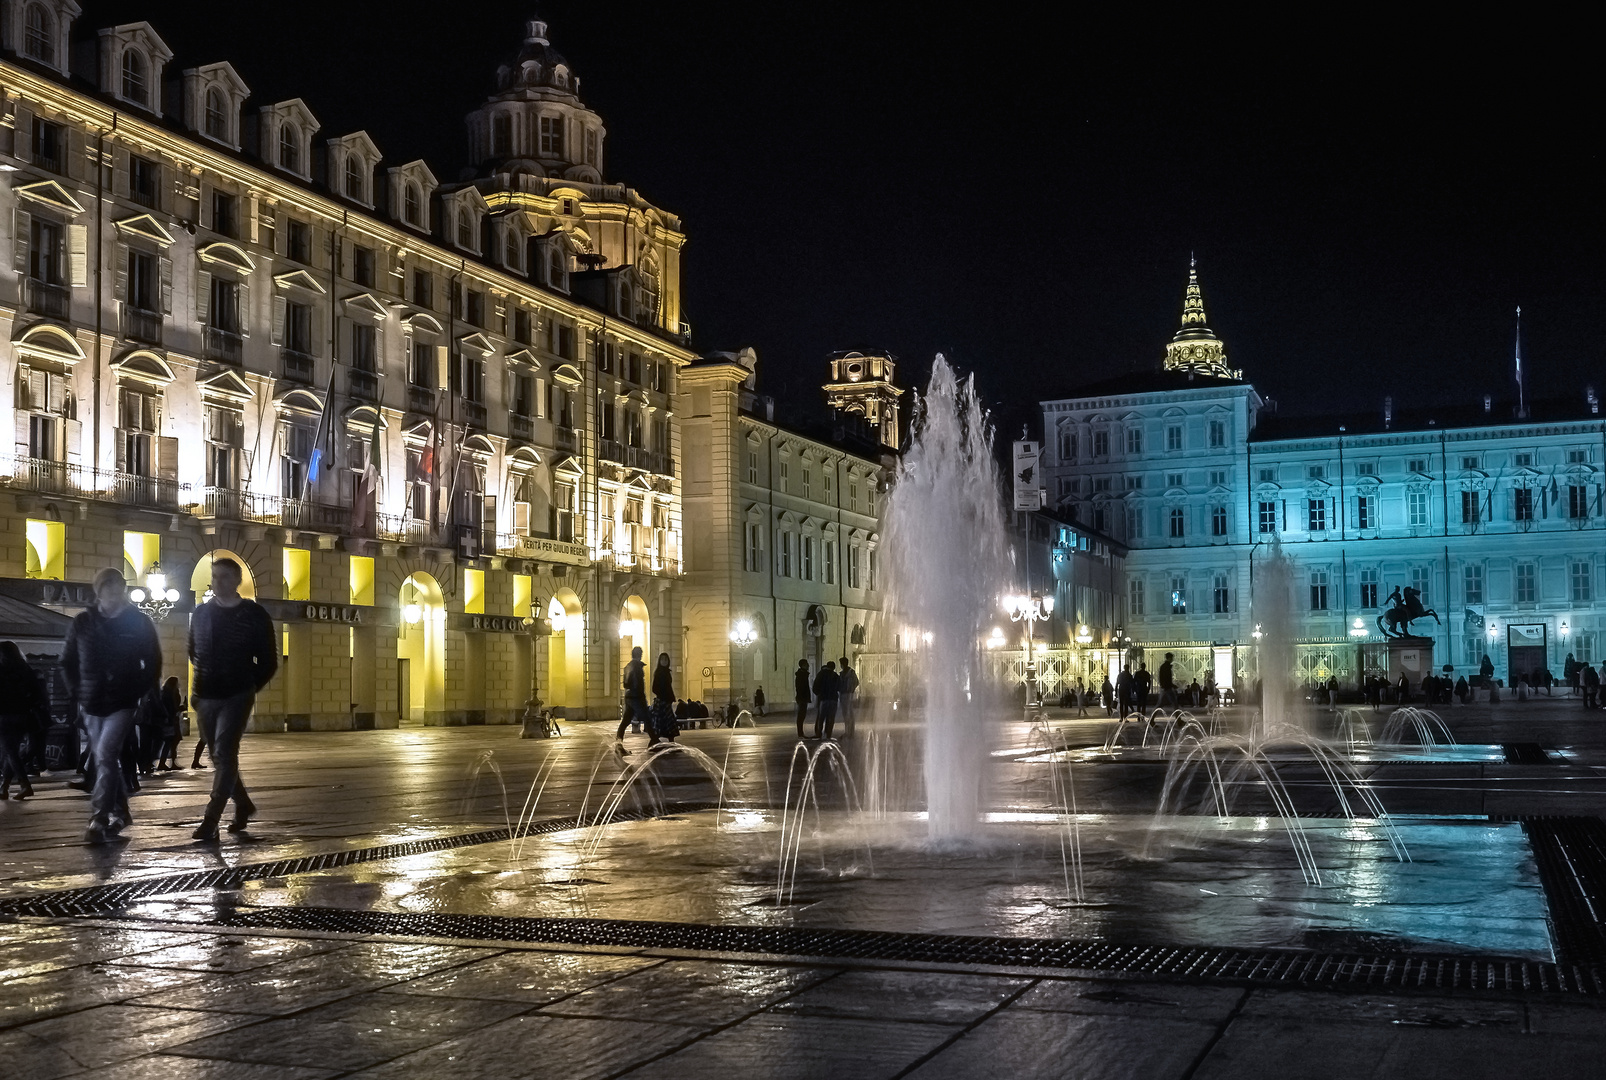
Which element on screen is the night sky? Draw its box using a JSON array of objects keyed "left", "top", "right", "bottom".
[{"left": 80, "top": 2, "right": 1603, "bottom": 434}]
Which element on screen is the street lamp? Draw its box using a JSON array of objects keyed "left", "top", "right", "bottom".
[
  {"left": 1349, "top": 617, "right": 1369, "bottom": 638},
  {"left": 729, "top": 619, "right": 758, "bottom": 649},
  {"left": 1004, "top": 592, "right": 1054, "bottom": 707},
  {"left": 129, "top": 561, "right": 181, "bottom": 620}
]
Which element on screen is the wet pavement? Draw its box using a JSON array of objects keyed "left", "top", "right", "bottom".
[{"left": 3, "top": 699, "right": 1606, "bottom": 1077}]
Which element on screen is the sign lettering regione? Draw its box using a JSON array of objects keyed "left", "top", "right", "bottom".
[{"left": 447, "top": 613, "right": 534, "bottom": 633}]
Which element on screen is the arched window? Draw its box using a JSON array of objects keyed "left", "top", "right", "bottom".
[
  {"left": 491, "top": 114, "right": 511, "bottom": 157},
  {"left": 23, "top": 4, "right": 52, "bottom": 62},
  {"left": 344, "top": 155, "right": 363, "bottom": 199},
  {"left": 278, "top": 123, "right": 299, "bottom": 171},
  {"left": 121, "top": 50, "right": 148, "bottom": 105},
  {"left": 204, "top": 88, "right": 227, "bottom": 139},
  {"left": 403, "top": 183, "right": 421, "bottom": 226}
]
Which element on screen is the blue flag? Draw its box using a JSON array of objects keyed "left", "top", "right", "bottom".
[{"left": 308, "top": 447, "right": 323, "bottom": 485}]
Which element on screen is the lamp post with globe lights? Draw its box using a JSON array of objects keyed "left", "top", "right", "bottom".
[
  {"left": 1005, "top": 592, "right": 1054, "bottom": 707},
  {"left": 130, "top": 562, "right": 182, "bottom": 620}
]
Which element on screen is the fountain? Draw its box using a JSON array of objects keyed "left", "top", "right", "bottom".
[{"left": 875, "top": 354, "right": 1009, "bottom": 842}]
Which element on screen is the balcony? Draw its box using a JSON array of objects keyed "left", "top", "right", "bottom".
[
  {"left": 406, "top": 385, "right": 436, "bottom": 415},
  {"left": 378, "top": 513, "right": 432, "bottom": 544},
  {"left": 197, "top": 487, "right": 249, "bottom": 520},
  {"left": 462, "top": 400, "right": 487, "bottom": 429},
  {"left": 509, "top": 414, "right": 534, "bottom": 442},
  {"left": 281, "top": 349, "right": 315, "bottom": 385},
  {"left": 555, "top": 427, "right": 577, "bottom": 453},
  {"left": 628, "top": 446, "right": 674, "bottom": 476},
  {"left": 121, "top": 305, "right": 163, "bottom": 346},
  {"left": 130, "top": 186, "right": 158, "bottom": 210},
  {"left": 599, "top": 437, "right": 625, "bottom": 465},
  {"left": 111, "top": 471, "right": 184, "bottom": 509},
  {"left": 349, "top": 369, "right": 380, "bottom": 402},
  {"left": 26, "top": 279, "right": 70, "bottom": 320},
  {"left": 7, "top": 456, "right": 79, "bottom": 496},
  {"left": 206, "top": 327, "right": 243, "bottom": 365},
  {"left": 596, "top": 550, "right": 680, "bottom": 578}
]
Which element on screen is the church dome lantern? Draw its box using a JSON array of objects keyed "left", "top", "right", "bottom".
[{"left": 1163, "top": 260, "right": 1241, "bottom": 380}]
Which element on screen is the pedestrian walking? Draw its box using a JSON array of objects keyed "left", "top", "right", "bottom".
[
  {"left": 1101, "top": 675, "right": 1115, "bottom": 716},
  {"left": 1327, "top": 675, "right": 1339, "bottom": 711},
  {"left": 62, "top": 568, "right": 162, "bottom": 844},
  {"left": 837, "top": 656, "right": 859, "bottom": 737},
  {"left": 157, "top": 676, "right": 184, "bottom": 770},
  {"left": 1158, "top": 653, "right": 1177, "bottom": 708},
  {"left": 0, "top": 641, "right": 48, "bottom": 800},
  {"left": 753, "top": 685, "right": 766, "bottom": 716},
  {"left": 1202, "top": 673, "right": 1217, "bottom": 714},
  {"left": 794, "top": 660, "right": 812, "bottom": 738},
  {"left": 812, "top": 661, "right": 841, "bottom": 739},
  {"left": 1395, "top": 673, "right": 1410, "bottom": 705},
  {"left": 187, "top": 558, "right": 278, "bottom": 842},
  {"left": 1115, "top": 665, "right": 1134, "bottom": 719},
  {"left": 649, "top": 652, "right": 677, "bottom": 747},
  {"left": 1134, "top": 663, "right": 1152, "bottom": 715},
  {"left": 617, "top": 646, "right": 650, "bottom": 755},
  {"left": 1584, "top": 663, "right": 1600, "bottom": 709}
]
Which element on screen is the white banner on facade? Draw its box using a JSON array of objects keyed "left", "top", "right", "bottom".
[{"left": 1013, "top": 440, "right": 1044, "bottom": 511}]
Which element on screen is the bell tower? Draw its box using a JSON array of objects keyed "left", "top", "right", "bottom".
[
  {"left": 1163, "top": 259, "right": 1242, "bottom": 379},
  {"left": 824, "top": 351, "right": 903, "bottom": 450}
]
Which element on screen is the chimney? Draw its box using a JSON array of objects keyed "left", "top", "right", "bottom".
[
  {"left": 1384, "top": 396, "right": 1393, "bottom": 430},
  {"left": 1483, "top": 394, "right": 1492, "bottom": 414},
  {"left": 762, "top": 395, "right": 775, "bottom": 422},
  {"left": 1589, "top": 385, "right": 1599, "bottom": 415}
]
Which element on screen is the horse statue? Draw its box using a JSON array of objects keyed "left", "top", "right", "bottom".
[{"left": 1377, "top": 585, "right": 1440, "bottom": 639}]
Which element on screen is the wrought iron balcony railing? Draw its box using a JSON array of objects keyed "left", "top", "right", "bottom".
[
  {"left": 26, "top": 279, "right": 70, "bottom": 319},
  {"left": 121, "top": 305, "right": 163, "bottom": 345}
]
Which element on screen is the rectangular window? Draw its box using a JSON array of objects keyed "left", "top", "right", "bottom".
[
  {"left": 824, "top": 540, "right": 836, "bottom": 584},
  {"left": 1093, "top": 430, "right": 1109, "bottom": 457},
  {"left": 1356, "top": 493, "right": 1376, "bottom": 530},
  {"left": 744, "top": 523, "right": 762, "bottom": 572},
  {"left": 28, "top": 217, "right": 64, "bottom": 284},
  {"left": 128, "top": 249, "right": 157, "bottom": 312},
  {"left": 1308, "top": 465, "right": 1325, "bottom": 480},
  {"left": 32, "top": 118, "right": 64, "bottom": 173},
  {"left": 1461, "top": 489, "right": 1481, "bottom": 524},
  {"left": 1307, "top": 498, "right": 1326, "bottom": 531},
  {"left": 801, "top": 536, "right": 814, "bottom": 581},
  {"left": 1094, "top": 477, "right": 1112, "bottom": 493},
  {"left": 777, "top": 530, "right": 791, "bottom": 577},
  {"left": 1515, "top": 487, "right": 1534, "bottom": 521},
  {"left": 466, "top": 289, "right": 486, "bottom": 327},
  {"left": 1407, "top": 490, "right": 1429, "bottom": 528},
  {"left": 1209, "top": 470, "right": 1226, "bottom": 486},
  {"left": 1408, "top": 458, "right": 1428, "bottom": 474},
  {"left": 1356, "top": 461, "right": 1376, "bottom": 476},
  {"left": 556, "top": 325, "right": 575, "bottom": 360},
  {"left": 1410, "top": 566, "right": 1431, "bottom": 607},
  {"left": 779, "top": 461, "right": 788, "bottom": 492},
  {"left": 209, "top": 277, "right": 240, "bottom": 333},
  {"left": 1126, "top": 507, "right": 1144, "bottom": 539},
  {"left": 1169, "top": 506, "right": 1185, "bottom": 538},
  {"left": 1128, "top": 577, "right": 1145, "bottom": 617},
  {"left": 1213, "top": 574, "right": 1229, "bottom": 614},
  {"left": 353, "top": 245, "right": 376, "bottom": 287},
  {"left": 1310, "top": 569, "right": 1329, "bottom": 611},
  {"left": 869, "top": 550, "right": 878, "bottom": 591},
  {"left": 1211, "top": 505, "right": 1227, "bottom": 536},
  {"left": 539, "top": 115, "right": 564, "bottom": 156},
  {"left": 1515, "top": 561, "right": 1536, "bottom": 604},
  {"left": 1568, "top": 449, "right": 1590, "bottom": 464},
  {"left": 350, "top": 323, "right": 377, "bottom": 371},
  {"left": 1060, "top": 432, "right": 1076, "bottom": 461},
  {"left": 1463, "top": 563, "right": 1484, "bottom": 605},
  {"left": 848, "top": 544, "right": 861, "bottom": 589},
  {"left": 1166, "top": 425, "right": 1182, "bottom": 451},
  {"left": 1209, "top": 419, "right": 1226, "bottom": 448},
  {"left": 823, "top": 471, "right": 833, "bottom": 503},
  {"left": 748, "top": 451, "right": 759, "bottom": 485},
  {"left": 1569, "top": 485, "right": 1590, "bottom": 519},
  {"left": 1461, "top": 455, "right": 1481, "bottom": 470},
  {"left": 1572, "top": 561, "right": 1594, "bottom": 603},
  {"left": 129, "top": 156, "right": 159, "bottom": 208},
  {"left": 1170, "top": 576, "right": 1188, "bottom": 615},
  {"left": 1166, "top": 472, "right": 1184, "bottom": 489},
  {"left": 1258, "top": 501, "right": 1277, "bottom": 534},
  {"left": 1124, "top": 476, "right": 1143, "bottom": 491},
  {"left": 802, "top": 467, "right": 812, "bottom": 500},
  {"left": 411, "top": 269, "right": 433, "bottom": 307},
  {"left": 1258, "top": 467, "right": 1276, "bottom": 483},
  {"left": 513, "top": 309, "right": 533, "bottom": 345},
  {"left": 287, "top": 220, "right": 311, "bottom": 262},
  {"left": 1514, "top": 452, "right": 1533, "bottom": 467},
  {"left": 1360, "top": 567, "right": 1379, "bottom": 609}
]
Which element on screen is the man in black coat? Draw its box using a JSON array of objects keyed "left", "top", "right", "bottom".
[
  {"left": 813, "top": 661, "right": 841, "bottom": 740},
  {"left": 1115, "top": 665, "right": 1134, "bottom": 719},
  {"left": 794, "top": 660, "right": 812, "bottom": 738},
  {"left": 187, "top": 558, "right": 278, "bottom": 841},
  {"left": 62, "top": 568, "right": 162, "bottom": 843}
]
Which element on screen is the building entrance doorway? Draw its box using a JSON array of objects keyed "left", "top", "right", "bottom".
[
  {"left": 397, "top": 572, "right": 444, "bottom": 726},
  {"left": 547, "top": 589, "right": 585, "bottom": 712}
]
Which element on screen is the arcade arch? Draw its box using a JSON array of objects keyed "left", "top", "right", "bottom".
[
  {"left": 397, "top": 572, "right": 445, "bottom": 723},
  {"left": 547, "top": 589, "right": 585, "bottom": 710}
]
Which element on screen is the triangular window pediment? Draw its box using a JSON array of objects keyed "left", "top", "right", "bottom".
[
  {"left": 198, "top": 368, "right": 254, "bottom": 401},
  {"left": 15, "top": 180, "right": 86, "bottom": 214},
  {"left": 402, "top": 419, "right": 433, "bottom": 442},
  {"left": 197, "top": 242, "right": 256, "bottom": 272},
  {"left": 113, "top": 214, "right": 176, "bottom": 246},
  {"left": 343, "top": 292, "right": 389, "bottom": 319},
  {"left": 274, "top": 269, "right": 326, "bottom": 294},
  {"left": 455, "top": 331, "right": 494, "bottom": 353},
  {"left": 505, "top": 347, "right": 538, "bottom": 368},
  {"left": 552, "top": 455, "right": 584, "bottom": 477}
]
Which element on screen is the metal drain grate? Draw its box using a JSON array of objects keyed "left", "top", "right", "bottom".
[
  {"left": 0, "top": 803, "right": 719, "bottom": 919},
  {"left": 1504, "top": 743, "right": 1552, "bottom": 764},
  {"left": 1519, "top": 816, "right": 1606, "bottom": 965},
  {"left": 190, "top": 905, "right": 1604, "bottom": 996}
]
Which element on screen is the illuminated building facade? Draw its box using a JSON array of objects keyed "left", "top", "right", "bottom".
[
  {"left": 1, "top": 11, "right": 690, "bottom": 726},
  {"left": 677, "top": 349, "right": 889, "bottom": 707},
  {"left": 1041, "top": 268, "right": 1606, "bottom": 688}
]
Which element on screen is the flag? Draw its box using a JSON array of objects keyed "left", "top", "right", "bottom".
[
  {"left": 361, "top": 425, "right": 382, "bottom": 496},
  {"left": 418, "top": 443, "right": 434, "bottom": 477},
  {"left": 1515, "top": 306, "right": 1525, "bottom": 417},
  {"left": 307, "top": 447, "right": 323, "bottom": 485}
]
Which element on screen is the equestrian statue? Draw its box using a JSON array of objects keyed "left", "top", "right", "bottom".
[{"left": 1377, "top": 585, "right": 1440, "bottom": 639}]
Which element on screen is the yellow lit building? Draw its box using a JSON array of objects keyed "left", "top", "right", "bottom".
[{"left": 0, "top": 12, "right": 689, "bottom": 727}]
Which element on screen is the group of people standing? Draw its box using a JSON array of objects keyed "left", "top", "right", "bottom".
[
  {"left": 795, "top": 657, "right": 859, "bottom": 740},
  {"left": 0, "top": 559, "right": 278, "bottom": 845}
]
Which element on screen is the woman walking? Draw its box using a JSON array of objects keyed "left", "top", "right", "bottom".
[
  {"left": 0, "top": 641, "right": 48, "bottom": 800},
  {"left": 650, "top": 652, "right": 678, "bottom": 747},
  {"left": 157, "top": 677, "right": 184, "bottom": 770}
]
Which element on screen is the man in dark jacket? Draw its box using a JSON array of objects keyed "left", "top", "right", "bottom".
[
  {"left": 1157, "top": 653, "right": 1177, "bottom": 708},
  {"left": 616, "top": 646, "right": 649, "bottom": 754},
  {"left": 62, "top": 568, "right": 162, "bottom": 843},
  {"left": 1584, "top": 663, "right": 1600, "bottom": 710},
  {"left": 1115, "top": 665, "right": 1134, "bottom": 718},
  {"left": 794, "top": 660, "right": 812, "bottom": 739},
  {"left": 1134, "top": 663, "right": 1153, "bottom": 714},
  {"left": 812, "top": 661, "right": 841, "bottom": 739},
  {"left": 187, "top": 558, "right": 277, "bottom": 841},
  {"left": 836, "top": 657, "right": 860, "bottom": 737}
]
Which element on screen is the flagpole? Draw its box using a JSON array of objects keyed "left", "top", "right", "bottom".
[{"left": 1515, "top": 306, "right": 1525, "bottom": 420}]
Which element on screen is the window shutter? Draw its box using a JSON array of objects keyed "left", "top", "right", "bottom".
[
  {"left": 47, "top": 373, "right": 66, "bottom": 414},
  {"left": 113, "top": 242, "right": 129, "bottom": 300},
  {"left": 112, "top": 148, "right": 129, "bottom": 201},
  {"left": 115, "top": 432, "right": 127, "bottom": 474},
  {"left": 65, "top": 418, "right": 82, "bottom": 466},
  {"left": 68, "top": 224, "right": 88, "bottom": 286},
  {"left": 12, "top": 107, "right": 31, "bottom": 162},
  {"left": 159, "top": 254, "right": 172, "bottom": 313},
  {"left": 15, "top": 412, "right": 29, "bottom": 461},
  {"left": 536, "top": 378, "right": 547, "bottom": 417},
  {"left": 65, "top": 127, "right": 84, "bottom": 182},
  {"left": 156, "top": 436, "right": 179, "bottom": 484},
  {"left": 272, "top": 294, "right": 286, "bottom": 345},
  {"left": 200, "top": 185, "right": 211, "bottom": 230},
  {"left": 435, "top": 344, "right": 449, "bottom": 388},
  {"left": 196, "top": 268, "right": 211, "bottom": 322},
  {"left": 13, "top": 209, "right": 30, "bottom": 272},
  {"left": 237, "top": 280, "right": 250, "bottom": 336}
]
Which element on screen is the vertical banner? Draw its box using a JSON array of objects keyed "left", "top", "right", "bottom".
[{"left": 1013, "top": 440, "right": 1044, "bottom": 511}]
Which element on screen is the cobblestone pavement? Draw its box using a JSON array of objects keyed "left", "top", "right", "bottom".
[{"left": 3, "top": 701, "right": 1605, "bottom": 1078}]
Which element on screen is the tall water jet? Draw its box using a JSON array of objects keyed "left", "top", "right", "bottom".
[
  {"left": 877, "top": 355, "right": 1008, "bottom": 842},
  {"left": 1252, "top": 538, "right": 1296, "bottom": 733}
]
